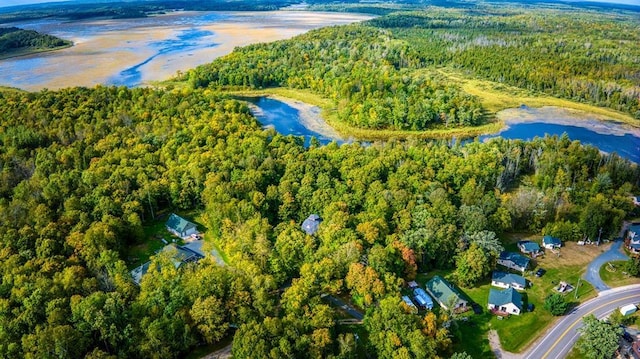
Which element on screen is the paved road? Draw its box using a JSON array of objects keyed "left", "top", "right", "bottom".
[
  {"left": 583, "top": 239, "right": 629, "bottom": 291},
  {"left": 523, "top": 285, "right": 640, "bottom": 359},
  {"left": 321, "top": 294, "right": 364, "bottom": 320}
]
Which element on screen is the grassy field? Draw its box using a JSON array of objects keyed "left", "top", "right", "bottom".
[
  {"left": 600, "top": 260, "right": 640, "bottom": 287},
  {"left": 437, "top": 68, "right": 640, "bottom": 127}
]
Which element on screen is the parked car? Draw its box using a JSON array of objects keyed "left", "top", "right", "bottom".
[
  {"left": 471, "top": 302, "right": 482, "bottom": 314},
  {"left": 535, "top": 268, "right": 546, "bottom": 277},
  {"left": 528, "top": 303, "right": 535, "bottom": 312},
  {"left": 623, "top": 331, "right": 634, "bottom": 343}
]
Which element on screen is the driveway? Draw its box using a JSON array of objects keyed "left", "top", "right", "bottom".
[
  {"left": 321, "top": 294, "right": 364, "bottom": 320},
  {"left": 583, "top": 239, "right": 628, "bottom": 291}
]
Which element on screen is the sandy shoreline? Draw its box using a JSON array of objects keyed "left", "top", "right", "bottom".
[
  {"left": 267, "top": 95, "right": 344, "bottom": 142},
  {"left": 0, "top": 11, "right": 372, "bottom": 91}
]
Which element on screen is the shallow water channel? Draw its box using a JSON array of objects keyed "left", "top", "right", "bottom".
[{"left": 250, "top": 98, "right": 640, "bottom": 163}]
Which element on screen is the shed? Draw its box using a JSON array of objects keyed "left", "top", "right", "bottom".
[
  {"left": 166, "top": 213, "right": 198, "bottom": 238},
  {"left": 621, "top": 304, "right": 637, "bottom": 316},
  {"left": 488, "top": 287, "right": 523, "bottom": 315},
  {"left": 302, "top": 214, "right": 322, "bottom": 235},
  {"left": 542, "top": 235, "right": 562, "bottom": 249}
]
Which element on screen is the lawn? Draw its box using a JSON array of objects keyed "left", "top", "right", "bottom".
[
  {"left": 445, "top": 235, "right": 605, "bottom": 354},
  {"left": 600, "top": 260, "right": 640, "bottom": 288}
]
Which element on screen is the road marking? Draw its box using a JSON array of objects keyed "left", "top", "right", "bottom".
[{"left": 541, "top": 294, "right": 640, "bottom": 359}]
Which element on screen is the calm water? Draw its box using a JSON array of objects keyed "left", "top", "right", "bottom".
[
  {"left": 251, "top": 98, "right": 640, "bottom": 162},
  {"left": 480, "top": 122, "right": 640, "bottom": 163},
  {"left": 248, "top": 97, "right": 344, "bottom": 146}
]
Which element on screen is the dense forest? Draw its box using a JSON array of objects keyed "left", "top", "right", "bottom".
[
  {"left": 0, "top": 85, "right": 638, "bottom": 358},
  {"left": 185, "top": 26, "right": 486, "bottom": 130},
  {"left": 0, "top": 27, "right": 71, "bottom": 58},
  {"left": 185, "top": 6, "right": 640, "bottom": 133}
]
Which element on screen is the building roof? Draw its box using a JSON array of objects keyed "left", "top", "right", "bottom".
[
  {"left": 413, "top": 288, "right": 434, "bottom": 308},
  {"left": 543, "top": 235, "right": 562, "bottom": 246},
  {"left": 301, "top": 214, "right": 322, "bottom": 235},
  {"left": 488, "top": 287, "right": 523, "bottom": 309},
  {"left": 492, "top": 271, "right": 526, "bottom": 288},
  {"left": 166, "top": 213, "right": 197, "bottom": 234},
  {"left": 630, "top": 224, "right": 640, "bottom": 237},
  {"left": 499, "top": 252, "right": 531, "bottom": 269},
  {"left": 130, "top": 244, "right": 204, "bottom": 285},
  {"left": 518, "top": 241, "right": 541, "bottom": 252},
  {"left": 426, "top": 275, "right": 463, "bottom": 305}
]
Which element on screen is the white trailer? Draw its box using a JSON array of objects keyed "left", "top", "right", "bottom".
[{"left": 620, "top": 304, "right": 637, "bottom": 316}]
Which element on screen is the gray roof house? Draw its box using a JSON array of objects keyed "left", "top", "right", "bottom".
[
  {"left": 488, "top": 287, "right": 523, "bottom": 315},
  {"left": 491, "top": 271, "right": 527, "bottom": 290},
  {"left": 166, "top": 213, "right": 198, "bottom": 238},
  {"left": 302, "top": 214, "right": 322, "bottom": 235},
  {"left": 627, "top": 224, "right": 640, "bottom": 254},
  {"left": 425, "top": 275, "right": 467, "bottom": 311},
  {"left": 413, "top": 288, "right": 434, "bottom": 310},
  {"left": 498, "top": 252, "right": 531, "bottom": 273},
  {"left": 130, "top": 244, "right": 204, "bottom": 285},
  {"left": 542, "top": 235, "right": 562, "bottom": 249}
]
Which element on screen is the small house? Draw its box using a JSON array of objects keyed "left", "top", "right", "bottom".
[
  {"left": 166, "top": 213, "right": 198, "bottom": 239},
  {"left": 425, "top": 275, "right": 467, "bottom": 311},
  {"left": 488, "top": 287, "right": 523, "bottom": 315},
  {"left": 413, "top": 288, "right": 434, "bottom": 310},
  {"left": 627, "top": 224, "right": 640, "bottom": 254},
  {"left": 302, "top": 214, "right": 322, "bottom": 235},
  {"left": 518, "top": 240, "right": 541, "bottom": 255},
  {"left": 542, "top": 235, "right": 562, "bottom": 249},
  {"left": 402, "top": 295, "right": 419, "bottom": 314},
  {"left": 491, "top": 271, "right": 527, "bottom": 290},
  {"left": 130, "top": 244, "right": 204, "bottom": 285},
  {"left": 498, "top": 252, "right": 531, "bottom": 273}
]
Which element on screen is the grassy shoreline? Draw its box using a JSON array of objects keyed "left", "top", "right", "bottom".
[{"left": 228, "top": 87, "right": 505, "bottom": 141}]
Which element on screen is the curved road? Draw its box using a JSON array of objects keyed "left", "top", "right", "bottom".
[
  {"left": 583, "top": 239, "right": 629, "bottom": 291},
  {"left": 523, "top": 285, "right": 640, "bottom": 359}
]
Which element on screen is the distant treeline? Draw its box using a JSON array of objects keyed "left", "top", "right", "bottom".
[
  {"left": 0, "top": 0, "right": 298, "bottom": 23},
  {"left": 369, "top": 9, "right": 640, "bottom": 119},
  {"left": 0, "top": 27, "right": 72, "bottom": 57}
]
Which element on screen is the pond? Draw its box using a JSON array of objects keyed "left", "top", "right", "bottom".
[{"left": 250, "top": 98, "right": 640, "bottom": 163}]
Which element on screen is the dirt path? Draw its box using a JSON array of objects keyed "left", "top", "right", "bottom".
[{"left": 488, "top": 330, "right": 521, "bottom": 359}]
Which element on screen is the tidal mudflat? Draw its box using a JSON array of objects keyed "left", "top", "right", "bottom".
[{"left": 0, "top": 11, "right": 373, "bottom": 90}]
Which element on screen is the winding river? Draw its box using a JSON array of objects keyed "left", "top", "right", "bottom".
[{"left": 249, "top": 98, "right": 640, "bottom": 163}]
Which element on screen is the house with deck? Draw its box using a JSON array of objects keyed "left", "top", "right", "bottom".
[
  {"left": 488, "top": 287, "right": 523, "bottom": 316},
  {"left": 491, "top": 271, "right": 527, "bottom": 290},
  {"left": 627, "top": 224, "right": 640, "bottom": 254},
  {"left": 166, "top": 213, "right": 198, "bottom": 239},
  {"left": 425, "top": 275, "right": 467, "bottom": 311},
  {"left": 542, "top": 235, "right": 562, "bottom": 249},
  {"left": 498, "top": 252, "right": 530, "bottom": 273}
]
